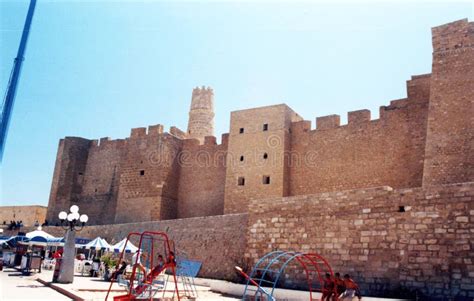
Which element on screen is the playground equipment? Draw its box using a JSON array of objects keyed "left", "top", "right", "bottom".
[
  {"left": 239, "top": 250, "right": 338, "bottom": 301},
  {"left": 105, "top": 231, "right": 196, "bottom": 301}
]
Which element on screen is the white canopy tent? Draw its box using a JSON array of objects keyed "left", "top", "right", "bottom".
[
  {"left": 25, "top": 230, "right": 56, "bottom": 240},
  {"left": 24, "top": 229, "right": 63, "bottom": 246},
  {"left": 84, "top": 237, "right": 112, "bottom": 251},
  {"left": 111, "top": 238, "right": 139, "bottom": 254}
]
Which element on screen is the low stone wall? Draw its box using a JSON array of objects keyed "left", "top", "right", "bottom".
[
  {"left": 245, "top": 182, "right": 474, "bottom": 300},
  {"left": 7, "top": 213, "right": 248, "bottom": 281},
  {"left": 0, "top": 205, "right": 47, "bottom": 227}
]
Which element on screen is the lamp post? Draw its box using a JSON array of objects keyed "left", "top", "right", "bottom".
[{"left": 55, "top": 205, "right": 88, "bottom": 283}]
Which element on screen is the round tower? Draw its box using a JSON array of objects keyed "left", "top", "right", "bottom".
[{"left": 187, "top": 86, "right": 215, "bottom": 143}]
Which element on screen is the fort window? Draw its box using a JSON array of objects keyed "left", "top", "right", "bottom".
[
  {"left": 263, "top": 176, "right": 271, "bottom": 185},
  {"left": 140, "top": 170, "right": 145, "bottom": 176},
  {"left": 78, "top": 172, "right": 83, "bottom": 176},
  {"left": 95, "top": 189, "right": 98, "bottom": 193},
  {"left": 240, "top": 155, "right": 244, "bottom": 162},
  {"left": 239, "top": 128, "right": 245, "bottom": 134},
  {"left": 238, "top": 177, "right": 245, "bottom": 186},
  {"left": 263, "top": 153, "right": 268, "bottom": 159},
  {"left": 263, "top": 124, "right": 268, "bottom": 131},
  {"left": 398, "top": 206, "right": 406, "bottom": 213}
]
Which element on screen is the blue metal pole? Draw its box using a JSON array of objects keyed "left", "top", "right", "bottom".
[{"left": 0, "top": 0, "right": 37, "bottom": 161}]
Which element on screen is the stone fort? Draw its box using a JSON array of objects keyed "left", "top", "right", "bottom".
[{"left": 40, "top": 19, "right": 473, "bottom": 299}]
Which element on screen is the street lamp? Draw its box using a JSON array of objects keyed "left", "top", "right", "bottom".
[
  {"left": 55, "top": 205, "right": 88, "bottom": 284},
  {"left": 58, "top": 205, "right": 88, "bottom": 231}
]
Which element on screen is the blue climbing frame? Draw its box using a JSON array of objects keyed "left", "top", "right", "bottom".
[{"left": 242, "top": 250, "right": 337, "bottom": 301}]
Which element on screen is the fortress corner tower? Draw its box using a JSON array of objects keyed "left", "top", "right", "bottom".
[
  {"left": 187, "top": 86, "right": 215, "bottom": 143},
  {"left": 422, "top": 19, "right": 474, "bottom": 186}
]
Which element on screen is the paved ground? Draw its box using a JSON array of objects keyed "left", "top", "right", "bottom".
[
  {"left": 1, "top": 267, "right": 408, "bottom": 301},
  {"left": 36, "top": 269, "right": 238, "bottom": 301},
  {"left": 0, "top": 268, "right": 71, "bottom": 301}
]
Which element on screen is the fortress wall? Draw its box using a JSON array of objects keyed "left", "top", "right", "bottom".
[
  {"left": 16, "top": 213, "right": 248, "bottom": 282},
  {"left": 83, "top": 138, "right": 125, "bottom": 197},
  {"left": 289, "top": 75, "right": 430, "bottom": 196},
  {"left": 114, "top": 127, "right": 183, "bottom": 224},
  {"left": 46, "top": 137, "right": 92, "bottom": 223},
  {"left": 224, "top": 105, "right": 303, "bottom": 214},
  {"left": 0, "top": 206, "right": 47, "bottom": 226},
  {"left": 77, "top": 138, "right": 126, "bottom": 225},
  {"left": 246, "top": 182, "right": 474, "bottom": 299},
  {"left": 423, "top": 19, "right": 474, "bottom": 186},
  {"left": 177, "top": 134, "right": 228, "bottom": 219}
]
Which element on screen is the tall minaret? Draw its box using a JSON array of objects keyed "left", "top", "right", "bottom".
[{"left": 187, "top": 86, "right": 215, "bottom": 143}]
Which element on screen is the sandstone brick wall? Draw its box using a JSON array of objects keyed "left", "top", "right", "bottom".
[
  {"left": 46, "top": 137, "right": 92, "bottom": 223},
  {"left": 12, "top": 214, "right": 248, "bottom": 282},
  {"left": 177, "top": 135, "right": 228, "bottom": 218},
  {"left": 289, "top": 75, "right": 430, "bottom": 196},
  {"left": 46, "top": 126, "right": 187, "bottom": 225},
  {"left": 78, "top": 138, "right": 124, "bottom": 224},
  {"left": 245, "top": 182, "right": 474, "bottom": 299},
  {"left": 423, "top": 19, "right": 474, "bottom": 186},
  {"left": 0, "top": 205, "right": 47, "bottom": 226},
  {"left": 114, "top": 128, "right": 182, "bottom": 223},
  {"left": 224, "top": 104, "right": 303, "bottom": 214}
]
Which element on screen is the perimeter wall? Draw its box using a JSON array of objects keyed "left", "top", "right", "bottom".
[{"left": 246, "top": 182, "right": 474, "bottom": 299}]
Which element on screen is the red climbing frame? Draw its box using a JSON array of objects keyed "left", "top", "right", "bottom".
[
  {"left": 105, "top": 231, "right": 181, "bottom": 301},
  {"left": 241, "top": 250, "right": 339, "bottom": 301}
]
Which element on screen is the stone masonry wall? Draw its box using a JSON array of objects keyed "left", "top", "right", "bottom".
[
  {"left": 224, "top": 104, "right": 303, "bottom": 214},
  {"left": 46, "top": 137, "right": 92, "bottom": 223},
  {"left": 0, "top": 205, "right": 47, "bottom": 227},
  {"left": 177, "top": 135, "right": 228, "bottom": 218},
  {"left": 11, "top": 213, "right": 248, "bottom": 282},
  {"left": 423, "top": 19, "right": 474, "bottom": 186},
  {"left": 246, "top": 182, "right": 474, "bottom": 300},
  {"left": 77, "top": 138, "right": 125, "bottom": 225},
  {"left": 289, "top": 74, "right": 430, "bottom": 196},
  {"left": 114, "top": 128, "right": 182, "bottom": 223}
]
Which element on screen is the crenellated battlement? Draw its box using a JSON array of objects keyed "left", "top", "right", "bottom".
[
  {"left": 290, "top": 71, "right": 431, "bottom": 135},
  {"left": 316, "top": 114, "right": 340, "bottom": 130},
  {"left": 182, "top": 133, "right": 229, "bottom": 149},
  {"left": 192, "top": 85, "right": 214, "bottom": 99},
  {"left": 432, "top": 19, "right": 474, "bottom": 54},
  {"left": 130, "top": 127, "right": 147, "bottom": 138},
  {"left": 190, "top": 86, "right": 214, "bottom": 112},
  {"left": 348, "top": 109, "right": 371, "bottom": 125},
  {"left": 128, "top": 124, "right": 181, "bottom": 140},
  {"left": 169, "top": 126, "right": 187, "bottom": 139},
  {"left": 91, "top": 137, "right": 127, "bottom": 149}
]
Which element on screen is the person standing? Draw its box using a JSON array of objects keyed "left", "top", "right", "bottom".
[
  {"left": 334, "top": 272, "right": 346, "bottom": 300},
  {"left": 321, "top": 273, "right": 335, "bottom": 301},
  {"left": 339, "top": 274, "right": 362, "bottom": 300}
]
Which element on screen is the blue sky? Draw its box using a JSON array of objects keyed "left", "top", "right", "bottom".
[{"left": 1, "top": 0, "right": 472, "bottom": 206}]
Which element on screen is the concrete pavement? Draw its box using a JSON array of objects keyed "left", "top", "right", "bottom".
[
  {"left": 35, "top": 269, "right": 238, "bottom": 301},
  {"left": 1, "top": 267, "right": 412, "bottom": 301},
  {"left": 0, "top": 268, "right": 71, "bottom": 301}
]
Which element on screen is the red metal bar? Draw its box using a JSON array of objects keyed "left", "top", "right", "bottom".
[
  {"left": 105, "top": 232, "right": 141, "bottom": 301},
  {"left": 235, "top": 266, "right": 275, "bottom": 300}
]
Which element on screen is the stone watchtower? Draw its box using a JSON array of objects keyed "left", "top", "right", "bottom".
[{"left": 187, "top": 86, "right": 215, "bottom": 143}]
